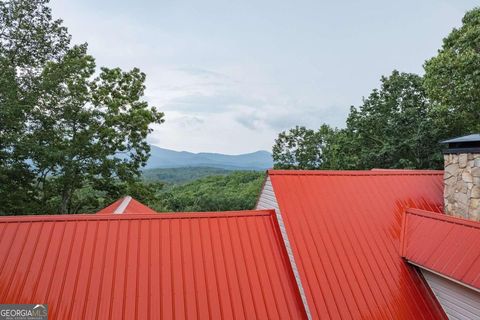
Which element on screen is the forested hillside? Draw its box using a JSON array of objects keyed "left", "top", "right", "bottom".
[
  {"left": 148, "top": 171, "right": 265, "bottom": 212},
  {"left": 142, "top": 167, "right": 231, "bottom": 185}
]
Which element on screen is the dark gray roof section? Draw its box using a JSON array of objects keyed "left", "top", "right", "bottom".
[
  {"left": 441, "top": 134, "right": 480, "bottom": 154},
  {"left": 441, "top": 134, "right": 480, "bottom": 144}
]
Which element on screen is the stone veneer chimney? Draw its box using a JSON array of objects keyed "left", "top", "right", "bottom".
[{"left": 442, "top": 134, "right": 480, "bottom": 221}]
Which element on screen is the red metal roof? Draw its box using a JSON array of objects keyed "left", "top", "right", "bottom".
[
  {"left": 96, "top": 196, "right": 157, "bottom": 214},
  {"left": 401, "top": 208, "right": 480, "bottom": 290},
  {"left": 268, "top": 169, "right": 447, "bottom": 320},
  {"left": 0, "top": 210, "right": 307, "bottom": 319}
]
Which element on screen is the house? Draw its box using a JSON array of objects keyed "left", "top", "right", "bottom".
[
  {"left": 255, "top": 134, "right": 480, "bottom": 319},
  {"left": 0, "top": 134, "right": 479, "bottom": 319},
  {"left": 256, "top": 169, "right": 446, "bottom": 319}
]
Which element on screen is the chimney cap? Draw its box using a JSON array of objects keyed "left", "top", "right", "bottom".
[
  {"left": 440, "top": 134, "right": 480, "bottom": 154},
  {"left": 440, "top": 134, "right": 480, "bottom": 144}
]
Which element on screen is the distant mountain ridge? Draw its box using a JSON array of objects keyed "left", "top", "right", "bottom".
[{"left": 145, "top": 145, "right": 273, "bottom": 170}]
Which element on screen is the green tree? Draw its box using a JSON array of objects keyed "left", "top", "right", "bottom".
[
  {"left": 0, "top": 0, "right": 164, "bottom": 214},
  {"left": 272, "top": 124, "right": 365, "bottom": 170},
  {"left": 317, "top": 127, "right": 359, "bottom": 170},
  {"left": 31, "top": 45, "right": 164, "bottom": 213},
  {"left": 272, "top": 71, "right": 443, "bottom": 171},
  {"left": 424, "top": 7, "right": 480, "bottom": 136},
  {"left": 346, "top": 71, "right": 441, "bottom": 169},
  {"left": 0, "top": 0, "right": 71, "bottom": 213},
  {"left": 272, "top": 125, "right": 333, "bottom": 169}
]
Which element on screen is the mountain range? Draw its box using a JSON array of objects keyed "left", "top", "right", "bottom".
[{"left": 144, "top": 145, "right": 273, "bottom": 170}]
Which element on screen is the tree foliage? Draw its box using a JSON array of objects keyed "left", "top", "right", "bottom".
[
  {"left": 0, "top": 0, "right": 164, "bottom": 214},
  {"left": 0, "top": 0, "right": 71, "bottom": 213},
  {"left": 345, "top": 71, "right": 441, "bottom": 169},
  {"left": 273, "top": 72, "right": 442, "bottom": 170},
  {"left": 143, "top": 167, "right": 231, "bottom": 185},
  {"left": 152, "top": 171, "right": 265, "bottom": 212},
  {"left": 273, "top": 126, "right": 326, "bottom": 169},
  {"left": 424, "top": 7, "right": 480, "bottom": 136}
]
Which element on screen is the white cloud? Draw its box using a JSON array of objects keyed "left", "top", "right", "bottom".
[{"left": 50, "top": 0, "right": 477, "bottom": 153}]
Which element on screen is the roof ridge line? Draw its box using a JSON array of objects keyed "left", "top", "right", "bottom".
[
  {"left": 268, "top": 170, "right": 443, "bottom": 176},
  {"left": 406, "top": 208, "right": 480, "bottom": 229},
  {"left": 0, "top": 210, "right": 276, "bottom": 223},
  {"left": 113, "top": 196, "right": 132, "bottom": 214}
]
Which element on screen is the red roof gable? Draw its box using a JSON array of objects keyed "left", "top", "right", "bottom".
[
  {"left": 0, "top": 210, "right": 307, "bottom": 319},
  {"left": 96, "top": 196, "right": 157, "bottom": 214},
  {"left": 267, "top": 169, "right": 447, "bottom": 319},
  {"left": 401, "top": 208, "right": 480, "bottom": 291}
]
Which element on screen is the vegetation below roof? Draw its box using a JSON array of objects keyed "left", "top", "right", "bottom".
[
  {"left": 142, "top": 167, "right": 233, "bottom": 185},
  {"left": 148, "top": 171, "right": 265, "bottom": 212}
]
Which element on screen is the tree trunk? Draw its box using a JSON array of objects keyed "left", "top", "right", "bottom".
[{"left": 60, "top": 187, "right": 70, "bottom": 214}]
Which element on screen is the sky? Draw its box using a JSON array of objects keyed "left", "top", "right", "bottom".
[{"left": 50, "top": 0, "right": 478, "bottom": 154}]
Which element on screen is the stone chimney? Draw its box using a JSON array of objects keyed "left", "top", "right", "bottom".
[{"left": 442, "top": 134, "right": 480, "bottom": 221}]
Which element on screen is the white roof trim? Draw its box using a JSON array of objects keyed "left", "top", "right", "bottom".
[
  {"left": 256, "top": 176, "right": 312, "bottom": 320},
  {"left": 113, "top": 196, "right": 132, "bottom": 214},
  {"left": 407, "top": 261, "right": 480, "bottom": 294}
]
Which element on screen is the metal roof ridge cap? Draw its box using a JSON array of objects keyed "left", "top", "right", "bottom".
[
  {"left": 0, "top": 210, "right": 276, "bottom": 223},
  {"left": 113, "top": 196, "right": 132, "bottom": 214},
  {"left": 267, "top": 169, "right": 443, "bottom": 176},
  {"left": 406, "top": 208, "right": 480, "bottom": 229}
]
